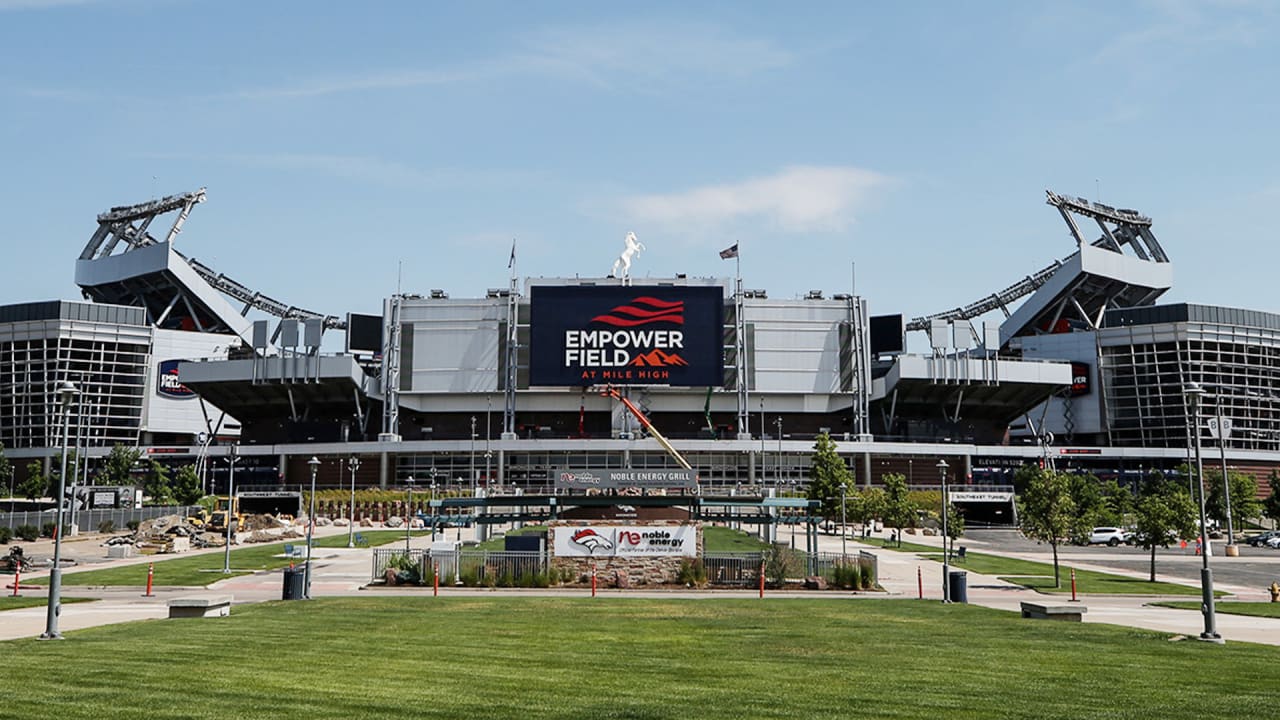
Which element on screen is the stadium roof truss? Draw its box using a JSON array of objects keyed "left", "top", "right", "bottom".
[
  {"left": 907, "top": 190, "right": 1173, "bottom": 348},
  {"left": 75, "top": 189, "right": 344, "bottom": 344}
]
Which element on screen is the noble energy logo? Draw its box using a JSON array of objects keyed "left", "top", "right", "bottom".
[{"left": 564, "top": 296, "right": 688, "bottom": 381}]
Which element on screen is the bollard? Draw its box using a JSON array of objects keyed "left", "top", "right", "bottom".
[
  {"left": 143, "top": 562, "right": 155, "bottom": 597},
  {"left": 11, "top": 565, "right": 20, "bottom": 597},
  {"left": 918, "top": 566, "right": 923, "bottom": 600},
  {"left": 1070, "top": 567, "right": 1078, "bottom": 602},
  {"left": 591, "top": 561, "right": 598, "bottom": 598},
  {"left": 434, "top": 563, "right": 439, "bottom": 597},
  {"left": 759, "top": 560, "right": 765, "bottom": 598}
]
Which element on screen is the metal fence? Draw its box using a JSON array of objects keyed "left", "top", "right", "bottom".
[
  {"left": 0, "top": 505, "right": 198, "bottom": 536},
  {"left": 372, "top": 548, "right": 551, "bottom": 586},
  {"left": 371, "top": 547, "right": 877, "bottom": 589}
]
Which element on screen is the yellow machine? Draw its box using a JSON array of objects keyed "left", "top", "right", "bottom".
[{"left": 208, "top": 497, "right": 243, "bottom": 533}]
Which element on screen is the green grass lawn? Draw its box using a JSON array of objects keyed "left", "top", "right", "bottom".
[
  {"left": 28, "top": 532, "right": 430, "bottom": 588},
  {"left": 702, "top": 525, "right": 771, "bottom": 552},
  {"left": 852, "top": 536, "right": 940, "bottom": 554},
  {"left": 1154, "top": 601, "right": 1280, "bottom": 618},
  {"left": 4, "top": 597, "right": 1275, "bottom": 719},
  {"left": 0, "top": 595, "right": 92, "bottom": 612}
]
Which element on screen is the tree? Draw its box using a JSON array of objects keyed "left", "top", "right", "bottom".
[
  {"left": 171, "top": 464, "right": 203, "bottom": 506},
  {"left": 143, "top": 461, "right": 173, "bottom": 505},
  {"left": 1264, "top": 471, "right": 1280, "bottom": 525},
  {"left": 806, "top": 433, "right": 854, "bottom": 530},
  {"left": 1017, "top": 465, "right": 1075, "bottom": 587},
  {"left": 0, "top": 443, "right": 12, "bottom": 499},
  {"left": 882, "top": 473, "right": 915, "bottom": 547},
  {"left": 18, "top": 461, "right": 48, "bottom": 501},
  {"left": 848, "top": 487, "right": 886, "bottom": 536},
  {"left": 1205, "top": 468, "right": 1261, "bottom": 534},
  {"left": 1131, "top": 483, "right": 1197, "bottom": 582},
  {"left": 99, "top": 444, "right": 143, "bottom": 486},
  {"left": 1099, "top": 478, "right": 1134, "bottom": 525}
]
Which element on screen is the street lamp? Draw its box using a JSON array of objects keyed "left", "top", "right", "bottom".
[
  {"left": 1185, "top": 383, "right": 1223, "bottom": 643},
  {"left": 405, "top": 476, "right": 415, "bottom": 553},
  {"left": 840, "top": 489, "right": 848, "bottom": 559},
  {"left": 775, "top": 417, "right": 783, "bottom": 490},
  {"left": 430, "top": 469, "right": 438, "bottom": 540},
  {"left": 346, "top": 456, "right": 361, "bottom": 548},
  {"left": 937, "top": 459, "right": 950, "bottom": 604},
  {"left": 470, "top": 415, "right": 477, "bottom": 496},
  {"left": 223, "top": 444, "right": 239, "bottom": 574},
  {"left": 1211, "top": 394, "right": 1235, "bottom": 548},
  {"left": 41, "top": 380, "right": 78, "bottom": 640},
  {"left": 304, "top": 456, "right": 320, "bottom": 600}
]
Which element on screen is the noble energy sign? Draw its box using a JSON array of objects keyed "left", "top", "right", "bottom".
[{"left": 530, "top": 285, "right": 724, "bottom": 386}]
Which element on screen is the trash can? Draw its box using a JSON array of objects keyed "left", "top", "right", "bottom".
[
  {"left": 948, "top": 570, "right": 968, "bottom": 604},
  {"left": 282, "top": 566, "right": 306, "bottom": 600}
]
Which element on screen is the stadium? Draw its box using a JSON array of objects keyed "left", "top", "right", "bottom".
[{"left": 3, "top": 187, "right": 1279, "bottom": 527}]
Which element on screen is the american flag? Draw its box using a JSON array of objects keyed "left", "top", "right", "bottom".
[{"left": 719, "top": 243, "right": 738, "bottom": 259}]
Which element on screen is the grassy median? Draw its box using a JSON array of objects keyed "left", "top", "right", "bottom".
[{"left": 5, "top": 597, "right": 1275, "bottom": 719}]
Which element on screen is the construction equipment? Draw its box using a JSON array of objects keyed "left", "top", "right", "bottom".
[
  {"left": 600, "top": 385, "right": 693, "bottom": 470},
  {"left": 208, "top": 496, "right": 243, "bottom": 534},
  {"left": 186, "top": 508, "right": 212, "bottom": 528}
]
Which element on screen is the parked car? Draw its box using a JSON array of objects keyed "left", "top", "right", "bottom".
[
  {"left": 1246, "top": 530, "right": 1280, "bottom": 548},
  {"left": 1266, "top": 535, "right": 1280, "bottom": 550},
  {"left": 1088, "top": 527, "right": 1131, "bottom": 546}
]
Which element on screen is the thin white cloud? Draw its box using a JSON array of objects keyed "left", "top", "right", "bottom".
[
  {"left": 0, "top": 0, "right": 99, "bottom": 9},
  {"left": 137, "top": 151, "right": 545, "bottom": 190},
  {"left": 228, "top": 20, "right": 792, "bottom": 100},
  {"left": 621, "top": 166, "right": 891, "bottom": 234}
]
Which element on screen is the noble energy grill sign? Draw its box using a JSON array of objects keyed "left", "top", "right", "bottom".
[{"left": 530, "top": 286, "right": 724, "bottom": 386}]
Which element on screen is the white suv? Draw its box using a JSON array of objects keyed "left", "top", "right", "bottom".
[{"left": 1088, "top": 527, "right": 1130, "bottom": 546}]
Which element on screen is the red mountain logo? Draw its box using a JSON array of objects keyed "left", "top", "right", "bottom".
[
  {"left": 591, "top": 297, "right": 684, "bottom": 327},
  {"left": 628, "top": 349, "right": 688, "bottom": 367},
  {"left": 570, "top": 528, "right": 614, "bottom": 552}
]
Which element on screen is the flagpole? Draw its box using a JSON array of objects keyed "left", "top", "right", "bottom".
[{"left": 735, "top": 241, "right": 749, "bottom": 440}]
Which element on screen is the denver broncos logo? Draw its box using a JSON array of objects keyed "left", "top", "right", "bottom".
[
  {"left": 591, "top": 297, "right": 684, "bottom": 327},
  {"left": 570, "top": 528, "right": 614, "bottom": 552}
]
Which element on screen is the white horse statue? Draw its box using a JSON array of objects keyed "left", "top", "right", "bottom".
[{"left": 609, "top": 231, "right": 645, "bottom": 278}]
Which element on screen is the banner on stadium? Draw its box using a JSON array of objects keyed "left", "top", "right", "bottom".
[
  {"left": 555, "top": 468, "right": 696, "bottom": 491},
  {"left": 529, "top": 285, "right": 724, "bottom": 386}
]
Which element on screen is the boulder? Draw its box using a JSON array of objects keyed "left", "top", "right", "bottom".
[{"left": 804, "top": 576, "right": 828, "bottom": 591}]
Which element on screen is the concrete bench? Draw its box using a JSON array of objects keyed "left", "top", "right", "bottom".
[
  {"left": 168, "top": 594, "right": 234, "bottom": 619},
  {"left": 1020, "top": 601, "right": 1086, "bottom": 622}
]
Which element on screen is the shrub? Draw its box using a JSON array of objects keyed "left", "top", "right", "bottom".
[
  {"left": 384, "top": 553, "right": 422, "bottom": 585},
  {"left": 126, "top": 520, "right": 140, "bottom": 532},
  {"left": 97, "top": 520, "right": 116, "bottom": 534},
  {"left": 16, "top": 524, "right": 38, "bottom": 542},
  {"left": 41, "top": 522, "right": 56, "bottom": 538},
  {"left": 858, "top": 558, "right": 877, "bottom": 590},
  {"left": 0, "top": 526, "right": 12, "bottom": 544},
  {"left": 676, "top": 558, "right": 708, "bottom": 588},
  {"left": 764, "top": 545, "right": 802, "bottom": 588},
  {"left": 830, "top": 562, "right": 860, "bottom": 590}
]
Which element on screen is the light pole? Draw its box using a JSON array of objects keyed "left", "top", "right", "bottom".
[
  {"left": 405, "top": 476, "right": 414, "bottom": 553},
  {"left": 430, "top": 469, "right": 438, "bottom": 540},
  {"left": 304, "top": 456, "right": 320, "bottom": 600},
  {"left": 223, "top": 444, "right": 239, "bottom": 574},
  {"left": 470, "top": 415, "right": 477, "bottom": 496},
  {"left": 840, "top": 490, "right": 848, "bottom": 559},
  {"left": 1212, "top": 396, "right": 1235, "bottom": 548},
  {"left": 41, "top": 380, "right": 78, "bottom": 640},
  {"left": 346, "top": 455, "right": 360, "bottom": 548},
  {"left": 775, "top": 417, "right": 782, "bottom": 490},
  {"left": 938, "top": 459, "right": 950, "bottom": 604},
  {"left": 1185, "top": 383, "right": 1222, "bottom": 642}
]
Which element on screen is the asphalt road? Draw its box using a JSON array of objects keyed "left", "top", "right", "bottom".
[{"left": 964, "top": 528, "right": 1280, "bottom": 592}]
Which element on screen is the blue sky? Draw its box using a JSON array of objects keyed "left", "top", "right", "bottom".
[{"left": 2, "top": 1, "right": 1278, "bottom": 336}]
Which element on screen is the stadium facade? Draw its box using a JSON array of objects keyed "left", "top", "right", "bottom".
[{"left": 4, "top": 188, "right": 1280, "bottom": 518}]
